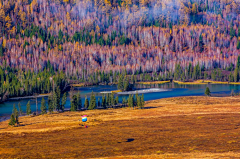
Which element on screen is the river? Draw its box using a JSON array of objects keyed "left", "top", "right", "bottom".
[{"left": 0, "top": 83, "right": 240, "bottom": 119}]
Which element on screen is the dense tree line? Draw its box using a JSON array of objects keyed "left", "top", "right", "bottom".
[{"left": 0, "top": 66, "right": 67, "bottom": 102}]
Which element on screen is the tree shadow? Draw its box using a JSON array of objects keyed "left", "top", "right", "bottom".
[
  {"left": 126, "top": 138, "right": 134, "bottom": 142},
  {"left": 143, "top": 106, "right": 159, "bottom": 109}
]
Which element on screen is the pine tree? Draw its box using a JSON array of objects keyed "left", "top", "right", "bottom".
[
  {"left": 89, "top": 91, "right": 96, "bottom": 110},
  {"left": 18, "top": 102, "right": 22, "bottom": 115},
  {"left": 111, "top": 93, "right": 115, "bottom": 106},
  {"left": 61, "top": 92, "right": 67, "bottom": 112},
  {"left": 128, "top": 95, "right": 133, "bottom": 108},
  {"left": 9, "top": 114, "right": 16, "bottom": 126},
  {"left": 52, "top": 91, "right": 58, "bottom": 111},
  {"left": 137, "top": 96, "right": 141, "bottom": 108},
  {"left": 84, "top": 95, "right": 89, "bottom": 109},
  {"left": 140, "top": 94, "right": 144, "bottom": 109},
  {"left": 122, "top": 97, "right": 126, "bottom": 106},
  {"left": 70, "top": 95, "right": 77, "bottom": 111},
  {"left": 40, "top": 97, "right": 47, "bottom": 114},
  {"left": 102, "top": 95, "right": 106, "bottom": 108},
  {"left": 77, "top": 92, "right": 82, "bottom": 110},
  {"left": 13, "top": 104, "right": 19, "bottom": 125},
  {"left": 117, "top": 74, "right": 124, "bottom": 91},
  {"left": 205, "top": 87, "right": 211, "bottom": 96},
  {"left": 48, "top": 96, "right": 54, "bottom": 114},
  {"left": 106, "top": 93, "right": 110, "bottom": 106},
  {"left": 56, "top": 87, "right": 61, "bottom": 111},
  {"left": 26, "top": 101, "right": 31, "bottom": 115},
  {"left": 123, "top": 76, "right": 129, "bottom": 91},
  {"left": 234, "top": 67, "right": 239, "bottom": 82},
  {"left": 115, "top": 96, "right": 119, "bottom": 105}
]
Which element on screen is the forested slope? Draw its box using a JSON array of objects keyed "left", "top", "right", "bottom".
[{"left": 0, "top": 0, "right": 239, "bottom": 99}]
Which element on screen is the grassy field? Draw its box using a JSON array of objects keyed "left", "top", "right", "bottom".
[{"left": 1, "top": 96, "right": 240, "bottom": 158}]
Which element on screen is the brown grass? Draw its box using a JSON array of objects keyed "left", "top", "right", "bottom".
[{"left": 1, "top": 96, "right": 240, "bottom": 158}]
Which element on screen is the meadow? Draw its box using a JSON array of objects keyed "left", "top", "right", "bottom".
[{"left": 1, "top": 96, "right": 240, "bottom": 158}]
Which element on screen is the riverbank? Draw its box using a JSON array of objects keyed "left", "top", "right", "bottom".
[
  {"left": 1, "top": 96, "right": 240, "bottom": 158},
  {"left": 8, "top": 93, "right": 52, "bottom": 101},
  {"left": 174, "top": 80, "right": 240, "bottom": 85}
]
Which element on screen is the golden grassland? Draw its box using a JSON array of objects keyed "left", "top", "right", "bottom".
[
  {"left": 174, "top": 80, "right": 240, "bottom": 85},
  {"left": 1, "top": 96, "right": 240, "bottom": 158},
  {"left": 136, "top": 80, "right": 170, "bottom": 85}
]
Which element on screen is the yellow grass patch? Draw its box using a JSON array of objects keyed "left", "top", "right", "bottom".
[
  {"left": 70, "top": 83, "right": 85, "bottom": 87},
  {"left": 174, "top": 80, "right": 240, "bottom": 85},
  {"left": 136, "top": 80, "right": 170, "bottom": 85},
  {"left": 39, "top": 93, "right": 51, "bottom": 96}
]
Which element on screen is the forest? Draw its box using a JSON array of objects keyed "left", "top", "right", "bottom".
[{"left": 0, "top": 0, "right": 240, "bottom": 100}]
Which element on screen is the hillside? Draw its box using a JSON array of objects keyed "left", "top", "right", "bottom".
[{"left": 0, "top": 0, "right": 240, "bottom": 76}]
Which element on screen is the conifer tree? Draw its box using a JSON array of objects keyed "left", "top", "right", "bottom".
[
  {"left": 77, "top": 92, "right": 82, "bottom": 110},
  {"left": 136, "top": 92, "right": 139, "bottom": 106},
  {"left": 40, "top": 97, "right": 47, "bottom": 114},
  {"left": 52, "top": 91, "right": 58, "bottom": 111},
  {"left": 140, "top": 94, "right": 145, "bottom": 109},
  {"left": 56, "top": 87, "right": 61, "bottom": 111},
  {"left": 18, "top": 102, "right": 22, "bottom": 115},
  {"left": 48, "top": 96, "right": 54, "bottom": 114},
  {"left": 111, "top": 93, "right": 115, "bottom": 106},
  {"left": 61, "top": 92, "right": 67, "bottom": 112},
  {"left": 84, "top": 95, "right": 89, "bottom": 109},
  {"left": 9, "top": 114, "right": 16, "bottom": 126},
  {"left": 117, "top": 74, "right": 123, "bottom": 91},
  {"left": 26, "top": 101, "right": 31, "bottom": 115},
  {"left": 234, "top": 67, "right": 239, "bottom": 82},
  {"left": 70, "top": 95, "right": 77, "bottom": 111},
  {"left": 89, "top": 91, "right": 96, "bottom": 110},
  {"left": 122, "top": 97, "right": 126, "bottom": 106},
  {"left": 102, "top": 95, "right": 106, "bottom": 108},
  {"left": 205, "top": 87, "right": 211, "bottom": 96},
  {"left": 13, "top": 104, "right": 19, "bottom": 125},
  {"left": 115, "top": 96, "right": 119, "bottom": 105},
  {"left": 123, "top": 76, "right": 129, "bottom": 91},
  {"left": 128, "top": 95, "right": 133, "bottom": 108}
]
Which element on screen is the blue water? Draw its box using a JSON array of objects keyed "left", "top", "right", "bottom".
[{"left": 0, "top": 83, "right": 240, "bottom": 117}]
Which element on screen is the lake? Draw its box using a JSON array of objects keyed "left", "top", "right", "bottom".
[{"left": 0, "top": 83, "right": 239, "bottom": 118}]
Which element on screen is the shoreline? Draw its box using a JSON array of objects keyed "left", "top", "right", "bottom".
[
  {"left": 174, "top": 80, "right": 240, "bottom": 85},
  {"left": 8, "top": 93, "right": 51, "bottom": 101}
]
